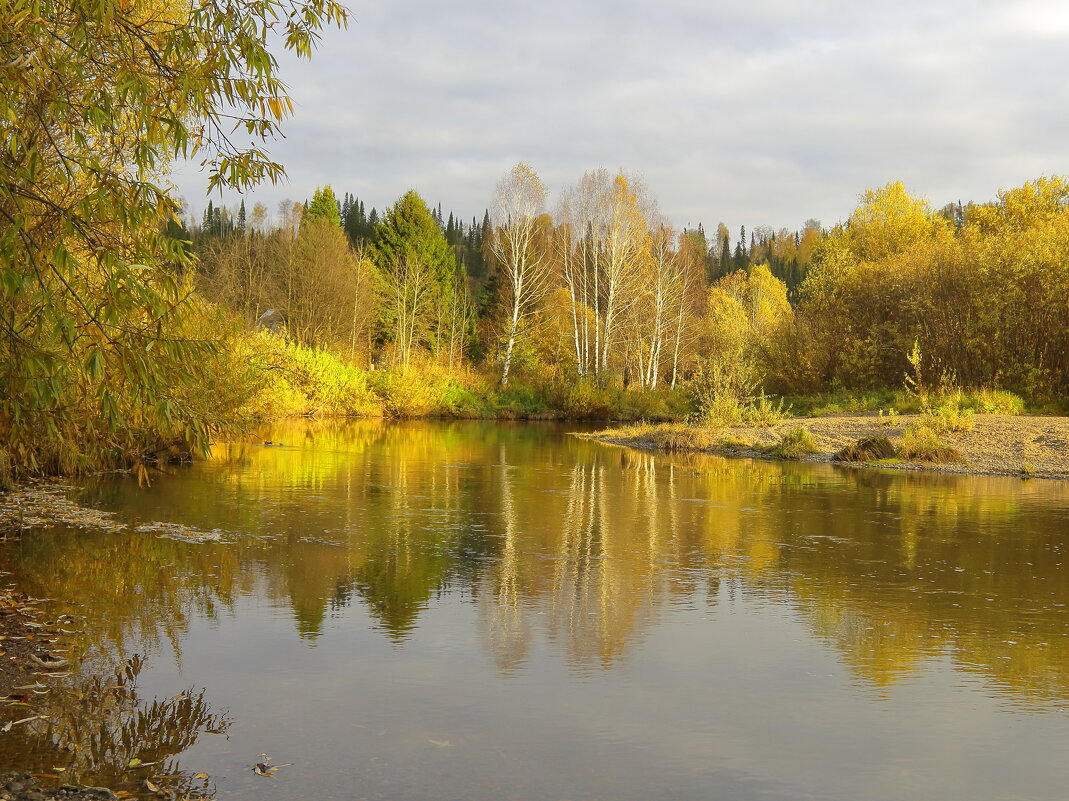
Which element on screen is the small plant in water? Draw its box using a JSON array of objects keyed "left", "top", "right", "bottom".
[{"left": 1021, "top": 463, "right": 1035, "bottom": 476}]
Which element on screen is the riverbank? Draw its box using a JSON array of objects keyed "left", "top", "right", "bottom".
[{"left": 579, "top": 413, "right": 1069, "bottom": 479}]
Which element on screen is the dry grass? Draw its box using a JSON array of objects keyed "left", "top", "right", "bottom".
[
  {"left": 586, "top": 423, "right": 717, "bottom": 452},
  {"left": 835, "top": 436, "right": 896, "bottom": 462}
]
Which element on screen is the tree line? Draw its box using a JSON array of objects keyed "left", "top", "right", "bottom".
[
  {"left": 193, "top": 169, "right": 1069, "bottom": 406},
  {"left": 191, "top": 165, "right": 824, "bottom": 393}
]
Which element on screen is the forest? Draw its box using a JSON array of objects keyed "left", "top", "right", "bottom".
[
  {"left": 3, "top": 0, "right": 1069, "bottom": 485},
  {"left": 190, "top": 170, "right": 1069, "bottom": 416}
]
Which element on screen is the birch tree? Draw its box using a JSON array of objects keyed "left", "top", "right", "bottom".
[
  {"left": 554, "top": 170, "right": 650, "bottom": 385},
  {"left": 488, "top": 163, "right": 552, "bottom": 386},
  {"left": 389, "top": 255, "right": 436, "bottom": 372},
  {"left": 597, "top": 174, "right": 650, "bottom": 382}
]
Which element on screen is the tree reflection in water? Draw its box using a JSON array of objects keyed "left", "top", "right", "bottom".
[{"left": 5, "top": 653, "right": 229, "bottom": 797}]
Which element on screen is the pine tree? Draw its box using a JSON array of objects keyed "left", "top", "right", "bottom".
[{"left": 237, "top": 199, "right": 247, "bottom": 233}]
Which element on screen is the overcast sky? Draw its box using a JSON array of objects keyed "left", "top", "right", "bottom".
[{"left": 171, "top": 0, "right": 1069, "bottom": 234}]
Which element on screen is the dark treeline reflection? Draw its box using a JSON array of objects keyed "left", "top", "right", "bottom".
[{"left": 4, "top": 420, "right": 1069, "bottom": 705}]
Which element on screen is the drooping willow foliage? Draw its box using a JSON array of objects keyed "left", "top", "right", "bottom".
[{"left": 0, "top": 0, "right": 347, "bottom": 481}]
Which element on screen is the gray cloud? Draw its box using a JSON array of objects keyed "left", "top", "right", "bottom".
[{"left": 172, "top": 0, "right": 1069, "bottom": 233}]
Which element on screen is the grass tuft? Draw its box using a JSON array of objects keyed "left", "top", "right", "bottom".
[
  {"left": 766, "top": 426, "right": 818, "bottom": 459},
  {"left": 897, "top": 424, "right": 965, "bottom": 464},
  {"left": 835, "top": 436, "right": 896, "bottom": 462}
]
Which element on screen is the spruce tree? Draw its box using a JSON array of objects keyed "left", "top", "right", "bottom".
[
  {"left": 370, "top": 190, "right": 456, "bottom": 293},
  {"left": 305, "top": 185, "right": 341, "bottom": 227}
]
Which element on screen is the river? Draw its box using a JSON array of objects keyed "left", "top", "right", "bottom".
[{"left": 2, "top": 420, "right": 1068, "bottom": 800}]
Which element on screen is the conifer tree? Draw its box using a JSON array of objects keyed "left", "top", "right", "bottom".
[
  {"left": 306, "top": 186, "right": 341, "bottom": 227},
  {"left": 369, "top": 191, "right": 458, "bottom": 366}
]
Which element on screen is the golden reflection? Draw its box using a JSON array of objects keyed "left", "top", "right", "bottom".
[{"left": 3, "top": 421, "right": 1069, "bottom": 707}]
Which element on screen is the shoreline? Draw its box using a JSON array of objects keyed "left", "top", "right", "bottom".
[{"left": 576, "top": 413, "right": 1069, "bottom": 480}]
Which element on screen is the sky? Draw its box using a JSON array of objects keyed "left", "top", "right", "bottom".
[{"left": 170, "top": 0, "right": 1069, "bottom": 235}]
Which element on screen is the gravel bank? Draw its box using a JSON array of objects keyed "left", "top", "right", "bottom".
[{"left": 581, "top": 413, "right": 1069, "bottom": 479}]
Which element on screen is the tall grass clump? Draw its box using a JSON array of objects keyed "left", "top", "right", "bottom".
[
  {"left": 589, "top": 422, "right": 715, "bottom": 452},
  {"left": 897, "top": 423, "right": 965, "bottom": 464},
  {"left": 767, "top": 426, "right": 818, "bottom": 459},
  {"left": 834, "top": 436, "right": 896, "bottom": 462},
  {"left": 921, "top": 403, "right": 976, "bottom": 434},
  {"left": 646, "top": 424, "right": 715, "bottom": 451},
  {"left": 969, "top": 388, "right": 1025, "bottom": 415},
  {"left": 742, "top": 391, "right": 793, "bottom": 427}
]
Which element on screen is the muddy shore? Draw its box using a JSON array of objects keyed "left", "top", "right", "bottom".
[{"left": 580, "top": 413, "right": 1069, "bottom": 479}]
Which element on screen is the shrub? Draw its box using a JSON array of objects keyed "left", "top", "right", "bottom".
[
  {"left": 897, "top": 424, "right": 965, "bottom": 463},
  {"left": 616, "top": 387, "right": 686, "bottom": 421},
  {"left": 742, "top": 391, "right": 793, "bottom": 427},
  {"left": 922, "top": 404, "right": 975, "bottom": 434},
  {"left": 374, "top": 371, "right": 444, "bottom": 417},
  {"left": 250, "top": 333, "right": 380, "bottom": 418},
  {"left": 563, "top": 380, "right": 615, "bottom": 418},
  {"left": 971, "top": 388, "right": 1025, "bottom": 415},
  {"left": 496, "top": 383, "right": 549, "bottom": 416},
  {"left": 440, "top": 381, "right": 485, "bottom": 417},
  {"left": 688, "top": 357, "right": 759, "bottom": 425},
  {"left": 835, "top": 436, "right": 896, "bottom": 462},
  {"left": 767, "top": 426, "right": 818, "bottom": 459}
]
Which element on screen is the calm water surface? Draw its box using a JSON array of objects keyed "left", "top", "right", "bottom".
[{"left": 3, "top": 420, "right": 1069, "bottom": 800}]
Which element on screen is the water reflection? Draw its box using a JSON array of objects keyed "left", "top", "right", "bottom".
[
  {"left": 3, "top": 654, "right": 228, "bottom": 796},
  {"left": 3, "top": 420, "right": 1069, "bottom": 708}
]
